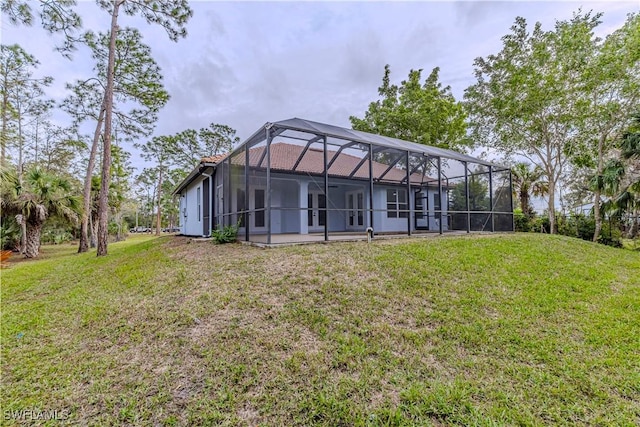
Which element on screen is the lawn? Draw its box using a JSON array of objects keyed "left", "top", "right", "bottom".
[{"left": 1, "top": 234, "right": 639, "bottom": 426}]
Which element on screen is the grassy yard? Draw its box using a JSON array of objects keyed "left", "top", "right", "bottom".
[{"left": 2, "top": 234, "right": 639, "bottom": 426}]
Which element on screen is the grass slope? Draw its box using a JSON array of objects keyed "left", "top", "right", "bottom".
[{"left": 2, "top": 234, "right": 639, "bottom": 426}]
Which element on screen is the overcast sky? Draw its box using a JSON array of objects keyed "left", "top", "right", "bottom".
[{"left": 2, "top": 0, "right": 638, "bottom": 172}]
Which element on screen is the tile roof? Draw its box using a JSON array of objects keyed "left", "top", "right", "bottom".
[{"left": 200, "top": 153, "right": 228, "bottom": 164}]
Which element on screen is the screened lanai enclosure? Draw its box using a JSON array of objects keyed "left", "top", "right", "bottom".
[{"left": 177, "top": 118, "right": 513, "bottom": 244}]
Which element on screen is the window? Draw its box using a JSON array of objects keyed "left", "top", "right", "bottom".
[
  {"left": 254, "top": 189, "right": 265, "bottom": 227},
  {"left": 197, "top": 187, "right": 201, "bottom": 221},
  {"left": 387, "top": 189, "right": 408, "bottom": 218},
  {"left": 415, "top": 191, "right": 424, "bottom": 211},
  {"left": 434, "top": 192, "right": 441, "bottom": 219}
]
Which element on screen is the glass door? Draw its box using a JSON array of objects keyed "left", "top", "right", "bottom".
[
  {"left": 308, "top": 191, "right": 326, "bottom": 231},
  {"left": 346, "top": 190, "right": 365, "bottom": 230},
  {"left": 415, "top": 189, "right": 429, "bottom": 230}
]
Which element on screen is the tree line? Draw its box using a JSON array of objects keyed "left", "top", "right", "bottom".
[
  {"left": 0, "top": 0, "right": 240, "bottom": 257},
  {"left": 352, "top": 10, "right": 639, "bottom": 244},
  {"left": 1, "top": 3, "right": 638, "bottom": 257}
]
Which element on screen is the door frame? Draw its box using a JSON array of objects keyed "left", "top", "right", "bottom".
[
  {"left": 414, "top": 188, "right": 429, "bottom": 230},
  {"left": 237, "top": 186, "right": 267, "bottom": 231},
  {"left": 216, "top": 183, "right": 224, "bottom": 228},
  {"left": 345, "top": 189, "right": 365, "bottom": 231},
  {"left": 203, "top": 177, "right": 210, "bottom": 236},
  {"left": 307, "top": 190, "right": 326, "bottom": 232}
]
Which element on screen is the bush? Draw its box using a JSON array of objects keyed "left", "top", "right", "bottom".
[
  {"left": 531, "top": 216, "right": 550, "bottom": 234},
  {"left": 598, "top": 235, "right": 623, "bottom": 248},
  {"left": 41, "top": 228, "right": 73, "bottom": 245},
  {"left": 211, "top": 224, "right": 238, "bottom": 244},
  {"left": 514, "top": 209, "right": 532, "bottom": 232},
  {"left": 556, "top": 213, "right": 595, "bottom": 241},
  {"left": 0, "top": 218, "right": 21, "bottom": 250}
]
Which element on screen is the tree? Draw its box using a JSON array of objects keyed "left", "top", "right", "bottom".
[
  {"left": 198, "top": 123, "right": 238, "bottom": 156},
  {"left": 2, "top": 0, "right": 193, "bottom": 256},
  {"left": 0, "top": 44, "right": 53, "bottom": 176},
  {"left": 577, "top": 13, "right": 640, "bottom": 241},
  {"left": 161, "top": 168, "right": 186, "bottom": 230},
  {"left": 30, "top": 124, "right": 86, "bottom": 176},
  {"left": 110, "top": 142, "right": 133, "bottom": 241},
  {"left": 350, "top": 65, "right": 469, "bottom": 151},
  {"left": 1, "top": 1, "right": 83, "bottom": 58},
  {"left": 62, "top": 28, "right": 170, "bottom": 253},
  {"left": 95, "top": 0, "right": 192, "bottom": 256},
  {"left": 1, "top": 167, "right": 79, "bottom": 258},
  {"left": 449, "top": 169, "right": 490, "bottom": 230},
  {"left": 172, "top": 124, "right": 238, "bottom": 170},
  {"left": 23, "top": 98, "right": 55, "bottom": 166},
  {"left": 597, "top": 113, "right": 640, "bottom": 238},
  {"left": 139, "top": 135, "right": 178, "bottom": 236},
  {"left": 135, "top": 167, "right": 160, "bottom": 230},
  {"left": 511, "top": 162, "right": 549, "bottom": 217},
  {"left": 464, "top": 11, "right": 603, "bottom": 234}
]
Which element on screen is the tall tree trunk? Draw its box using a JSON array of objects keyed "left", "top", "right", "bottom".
[
  {"left": 156, "top": 165, "right": 163, "bottom": 236},
  {"left": 15, "top": 214, "right": 25, "bottom": 254},
  {"left": 593, "top": 134, "right": 605, "bottom": 242},
  {"left": 547, "top": 180, "right": 556, "bottom": 234},
  {"left": 90, "top": 212, "right": 98, "bottom": 248},
  {"left": 628, "top": 208, "right": 639, "bottom": 239},
  {"left": 20, "top": 220, "right": 26, "bottom": 254},
  {"left": 593, "top": 189, "right": 602, "bottom": 241},
  {"left": 34, "top": 116, "right": 39, "bottom": 164},
  {"left": 115, "top": 211, "right": 122, "bottom": 242},
  {"left": 1, "top": 82, "right": 7, "bottom": 167},
  {"left": 24, "top": 222, "right": 43, "bottom": 258},
  {"left": 17, "top": 108, "right": 22, "bottom": 183},
  {"left": 96, "top": 0, "right": 122, "bottom": 257},
  {"left": 78, "top": 104, "right": 106, "bottom": 253}
]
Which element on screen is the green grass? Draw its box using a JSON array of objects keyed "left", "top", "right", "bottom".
[{"left": 2, "top": 233, "right": 639, "bottom": 426}]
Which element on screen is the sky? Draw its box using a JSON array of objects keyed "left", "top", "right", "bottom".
[{"left": 1, "top": 0, "right": 638, "bottom": 174}]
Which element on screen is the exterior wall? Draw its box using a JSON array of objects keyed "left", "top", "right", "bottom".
[
  {"left": 180, "top": 168, "right": 452, "bottom": 239},
  {"left": 373, "top": 186, "right": 407, "bottom": 233},
  {"left": 179, "top": 175, "right": 208, "bottom": 237},
  {"left": 225, "top": 171, "right": 451, "bottom": 237},
  {"left": 371, "top": 185, "right": 448, "bottom": 233},
  {"left": 416, "top": 186, "right": 449, "bottom": 231},
  {"left": 214, "top": 164, "right": 225, "bottom": 228},
  {"left": 271, "top": 178, "right": 300, "bottom": 234}
]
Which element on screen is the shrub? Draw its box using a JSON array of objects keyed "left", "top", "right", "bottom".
[
  {"left": 598, "top": 235, "right": 623, "bottom": 248},
  {"left": 211, "top": 223, "right": 238, "bottom": 244},
  {"left": 556, "top": 213, "right": 595, "bottom": 241},
  {"left": 531, "top": 216, "right": 550, "bottom": 233},
  {"left": 41, "top": 228, "right": 73, "bottom": 245},
  {"left": 0, "top": 218, "right": 21, "bottom": 250},
  {"left": 514, "top": 209, "right": 532, "bottom": 232}
]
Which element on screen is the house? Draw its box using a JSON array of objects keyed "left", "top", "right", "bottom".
[{"left": 173, "top": 118, "right": 514, "bottom": 244}]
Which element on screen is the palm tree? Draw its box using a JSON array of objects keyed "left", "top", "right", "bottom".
[
  {"left": 511, "top": 162, "right": 549, "bottom": 218},
  {"left": 591, "top": 114, "right": 640, "bottom": 240},
  {"left": 620, "top": 113, "right": 640, "bottom": 161},
  {"left": 2, "top": 167, "right": 79, "bottom": 258},
  {"left": 618, "top": 114, "right": 640, "bottom": 238}
]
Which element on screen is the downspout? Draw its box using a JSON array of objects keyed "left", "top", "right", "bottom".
[{"left": 201, "top": 167, "right": 214, "bottom": 237}]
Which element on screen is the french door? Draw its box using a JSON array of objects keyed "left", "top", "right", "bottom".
[
  {"left": 307, "top": 191, "right": 326, "bottom": 231},
  {"left": 346, "top": 190, "right": 364, "bottom": 230},
  {"left": 415, "top": 190, "right": 429, "bottom": 230},
  {"left": 237, "top": 187, "right": 266, "bottom": 229}
]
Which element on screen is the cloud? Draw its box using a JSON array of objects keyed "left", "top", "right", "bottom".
[{"left": 2, "top": 0, "right": 638, "bottom": 173}]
